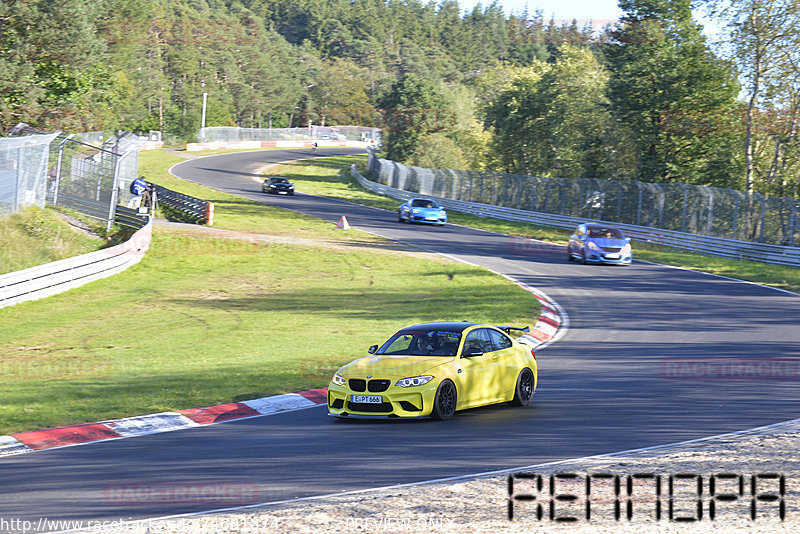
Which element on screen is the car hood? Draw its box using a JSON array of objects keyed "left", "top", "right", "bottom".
[
  {"left": 339, "top": 355, "right": 453, "bottom": 378},
  {"left": 589, "top": 238, "right": 628, "bottom": 247}
]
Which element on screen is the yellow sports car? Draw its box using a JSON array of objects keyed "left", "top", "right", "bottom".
[{"left": 327, "top": 322, "right": 537, "bottom": 420}]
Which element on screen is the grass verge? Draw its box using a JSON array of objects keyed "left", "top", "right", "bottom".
[
  {"left": 266, "top": 157, "right": 800, "bottom": 294},
  {"left": 0, "top": 207, "right": 106, "bottom": 275},
  {"left": 0, "top": 151, "right": 541, "bottom": 435}
]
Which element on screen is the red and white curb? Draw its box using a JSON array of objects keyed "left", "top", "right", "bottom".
[
  {"left": 0, "top": 388, "right": 328, "bottom": 457},
  {"left": 0, "top": 283, "right": 565, "bottom": 458},
  {"left": 501, "top": 278, "right": 568, "bottom": 351}
]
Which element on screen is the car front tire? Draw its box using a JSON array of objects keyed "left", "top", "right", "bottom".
[
  {"left": 431, "top": 380, "right": 457, "bottom": 420},
  {"left": 510, "top": 368, "right": 534, "bottom": 406}
]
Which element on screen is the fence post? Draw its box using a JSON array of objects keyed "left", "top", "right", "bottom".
[
  {"left": 706, "top": 186, "right": 714, "bottom": 236},
  {"left": 52, "top": 135, "right": 72, "bottom": 207},
  {"left": 14, "top": 146, "right": 23, "bottom": 212},
  {"left": 636, "top": 181, "right": 643, "bottom": 226},
  {"left": 729, "top": 189, "right": 738, "bottom": 240},
  {"left": 106, "top": 152, "right": 123, "bottom": 232},
  {"left": 680, "top": 183, "right": 688, "bottom": 233}
]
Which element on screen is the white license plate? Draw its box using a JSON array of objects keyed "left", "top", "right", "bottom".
[
  {"left": 351, "top": 394, "right": 382, "bottom": 404},
  {"left": 278, "top": 191, "right": 288, "bottom": 194},
  {"left": 425, "top": 217, "right": 437, "bottom": 221},
  {"left": 605, "top": 253, "right": 620, "bottom": 259}
]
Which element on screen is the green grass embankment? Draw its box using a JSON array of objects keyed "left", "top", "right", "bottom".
[
  {"left": 0, "top": 207, "right": 106, "bottom": 275},
  {"left": 0, "top": 150, "right": 541, "bottom": 435}
]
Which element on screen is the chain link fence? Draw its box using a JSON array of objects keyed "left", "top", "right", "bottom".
[
  {"left": 199, "top": 126, "right": 381, "bottom": 145},
  {"left": 0, "top": 132, "right": 60, "bottom": 217},
  {"left": 367, "top": 152, "right": 800, "bottom": 247},
  {"left": 47, "top": 132, "right": 147, "bottom": 230}
]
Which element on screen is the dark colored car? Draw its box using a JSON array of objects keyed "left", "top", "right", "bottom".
[
  {"left": 262, "top": 177, "right": 295, "bottom": 195},
  {"left": 567, "top": 223, "right": 633, "bottom": 265}
]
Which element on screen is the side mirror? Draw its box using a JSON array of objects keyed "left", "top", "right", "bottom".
[
  {"left": 625, "top": 237, "right": 631, "bottom": 242},
  {"left": 462, "top": 347, "right": 484, "bottom": 357},
  {"left": 368, "top": 344, "right": 379, "bottom": 354}
]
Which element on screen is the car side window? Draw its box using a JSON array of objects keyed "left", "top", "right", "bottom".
[
  {"left": 462, "top": 329, "right": 493, "bottom": 355},
  {"left": 489, "top": 329, "right": 513, "bottom": 351}
]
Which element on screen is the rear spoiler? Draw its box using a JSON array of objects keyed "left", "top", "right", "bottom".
[{"left": 497, "top": 326, "right": 530, "bottom": 335}]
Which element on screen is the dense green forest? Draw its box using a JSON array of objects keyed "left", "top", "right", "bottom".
[{"left": 1, "top": 0, "right": 798, "bottom": 199}]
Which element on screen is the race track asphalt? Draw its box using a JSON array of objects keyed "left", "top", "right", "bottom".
[{"left": 1, "top": 148, "right": 798, "bottom": 528}]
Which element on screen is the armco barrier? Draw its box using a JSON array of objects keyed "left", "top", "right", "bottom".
[
  {"left": 0, "top": 218, "right": 152, "bottom": 309},
  {"left": 351, "top": 165, "right": 800, "bottom": 267},
  {"left": 152, "top": 184, "right": 213, "bottom": 225}
]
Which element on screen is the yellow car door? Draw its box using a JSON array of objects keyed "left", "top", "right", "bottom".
[
  {"left": 487, "top": 328, "right": 520, "bottom": 401},
  {"left": 455, "top": 328, "right": 500, "bottom": 408}
]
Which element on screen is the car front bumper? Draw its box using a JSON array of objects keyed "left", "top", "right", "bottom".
[
  {"left": 585, "top": 252, "right": 633, "bottom": 265},
  {"left": 409, "top": 215, "right": 447, "bottom": 224},
  {"left": 327, "top": 381, "right": 440, "bottom": 418}
]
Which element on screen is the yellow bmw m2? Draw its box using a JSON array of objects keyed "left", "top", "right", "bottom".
[{"left": 328, "top": 322, "right": 537, "bottom": 420}]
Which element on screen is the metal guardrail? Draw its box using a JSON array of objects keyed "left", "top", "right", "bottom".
[
  {"left": 152, "top": 184, "right": 213, "bottom": 225},
  {"left": 366, "top": 152, "right": 800, "bottom": 248},
  {"left": 351, "top": 165, "right": 800, "bottom": 267},
  {"left": 54, "top": 193, "right": 149, "bottom": 230},
  {"left": 0, "top": 218, "right": 152, "bottom": 309}
]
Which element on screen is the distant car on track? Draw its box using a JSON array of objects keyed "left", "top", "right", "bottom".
[
  {"left": 262, "top": 176, "right": 294, "bottom": 195},
  {"left": 567, "top": 223, "right": 632, "bottom": 265},
  {"left": 398, "top": 198, "right": 447, "bottom": 226},
  {"left": 327, "top": 321, "right": 537, "bottom": 420}
]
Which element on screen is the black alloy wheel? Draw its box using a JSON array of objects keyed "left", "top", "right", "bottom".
[
  {"left": 510, "top": 368, "right": 534, "bottom": 406},
  {"left": 431, "top": 380, "right": 457, "bottom": 420}
]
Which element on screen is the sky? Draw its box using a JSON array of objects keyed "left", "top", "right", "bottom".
[
  {"left": 458, "top": 0, "right": 623, "bottom": 28},
  {"left": 456, "top": 0, "right": 723, "bottom": 39}
]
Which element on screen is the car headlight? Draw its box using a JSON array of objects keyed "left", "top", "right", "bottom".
[
  {"left": 587, "top": 241, "right": 602, "bottom": 252},
  {"left": 332, "top": 373, "right": 346, "bottom": 386},
  {"left": 269, "top": 184, "right": 277, "bottom": 188},
  {"left": 395, "top": 375, "right": 434, "bottom": 388},
  {"left": 439, "top": 211, "right": 446, "bottom": 217},
  {"left": 622, "top": 243, "right": 632, "bottom": 254},
  {"left": 412, "top": 208, "right": 420, "bottom": 214}
]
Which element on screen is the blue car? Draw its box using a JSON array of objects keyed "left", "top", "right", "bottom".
[
  {"left": 567, "top": 223, "right": 632, "bottom": 265},
  {"left": 398, "top": 198, "right": 447, "bottom": 226}
]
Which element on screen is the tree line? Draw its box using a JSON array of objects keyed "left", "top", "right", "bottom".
[{"left": 1, "top": 0, "right": 798, "bottom": 200}]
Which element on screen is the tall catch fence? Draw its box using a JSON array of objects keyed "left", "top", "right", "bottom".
[
  {"left": 199, "top": 126, "right": 381, "bottom": 145},
  {"left": 367, "top": 152, "right": 800, "bottom": 248},
  {"left": 1, "top": 127, "right": 149, "bottom": 230},
  {"left": 0, "top": 132, "right": 60, "bottom": 217}
]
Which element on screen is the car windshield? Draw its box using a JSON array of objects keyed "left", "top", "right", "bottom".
[
  {"left": 411, "top": 199, "right": 437, "bottom": 209},
  {"left": 588, "top": 227, "right": 623, "bottom": 239},
  {"left": 377, "top": 329, "right": 461, "bottom": 356},
  {"left": 270, "top": 178, "right": 288, "bottom": 183}
]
